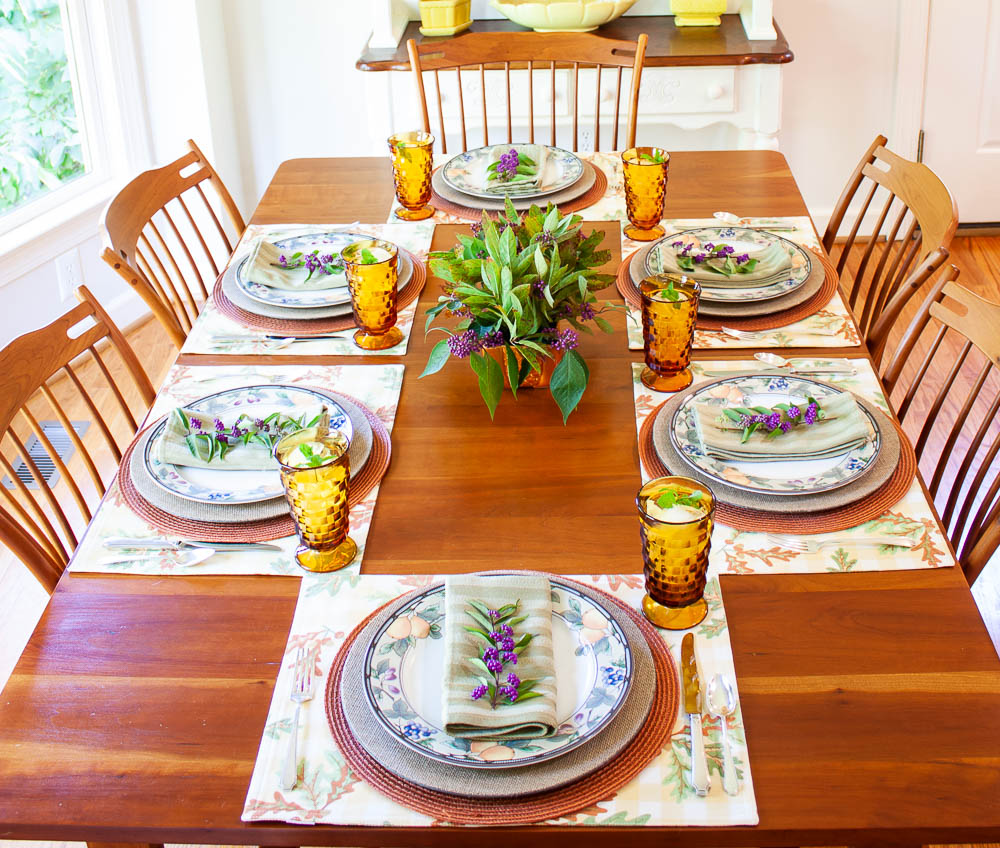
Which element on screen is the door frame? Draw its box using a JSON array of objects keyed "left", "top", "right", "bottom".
[{"left": 890, "top": 0, "right": 931, "bottom": 161}]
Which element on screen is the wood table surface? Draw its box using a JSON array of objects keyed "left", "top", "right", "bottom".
[{"left": 1, "top": 151, "right": 999, "bottom": 847}]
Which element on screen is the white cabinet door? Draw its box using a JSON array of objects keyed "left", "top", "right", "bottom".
[{"left": 922, "top": 0, "right": 1000, "bottom": 222}]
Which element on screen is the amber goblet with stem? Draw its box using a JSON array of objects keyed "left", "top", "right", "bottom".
[
  {"left": 341, "top": 238, "right": 403, "bottom": 351},
  {"left": 636, "top": 476, "right": 715, "bottom": 630},
  {"left": 388, "top": 131, "right": 435, "bottom": 221},
  {"left": 275, "top": 427, "right": 357, "bottom": 574},
  {"left": 622, "top": 147, "right": 669, "bottom": 241},
  {"left": 640, "top": 274, "right": 700, "bottom": 392}
]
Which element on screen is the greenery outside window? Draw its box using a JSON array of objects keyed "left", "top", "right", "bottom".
[{"left": 0, "top": 0, "right": 88, "bottom": 218}]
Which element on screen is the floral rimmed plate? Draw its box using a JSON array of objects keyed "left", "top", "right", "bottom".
[
  {"left": 236, "top": 232, "right": 409, "bottom": 309},
  {"left": 144, "top": 385, "right": 352, "bottom": 505},
  {"left": 644, "top": 227, "right": 813, "bottom": 304},
  {"left": 441, "top": 144, "right": 584, "bottom": 201},
  {"left": 363, "top": 577, "right": 633, "bottom": 769},
  {"left": 669, "top": 375, "right": 881, "bottom": 496}
]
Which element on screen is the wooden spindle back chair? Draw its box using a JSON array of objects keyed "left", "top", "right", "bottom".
[
  {"left": 101, "top": 139, "right": 245, "bottom": 349},
  {"left": 879, "top": 270, "right": 1000, "bottom": 585},
  {"left": 0, "top": 287, "right": 155, "bottom": 592},
  {"left": 406, "top": 31, "right": 648, "bottom": 154},
  {"left": 823, "top": 134, "right": 958, "bottom": 342}
]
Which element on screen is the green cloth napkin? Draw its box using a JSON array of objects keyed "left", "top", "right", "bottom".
[
  {"left": 694, "top": 392, "right": 872, "bottom": 461},
  {"left": 657, "top": 240, "right": 793, "bottom": 288},
  {"left": 244, "top": 239, "right": 349, "bottom": 292},
  {"left": 482, "top": 144, "right": 548, "bottom": 195},
  {"left": 155, "top": 405, "right": 324, "bottom": 470},
  {"left": 442, "top": 574, "right": 557, "bottom": 740}
]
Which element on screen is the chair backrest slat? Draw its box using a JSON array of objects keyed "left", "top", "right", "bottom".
[
  {"left": 879, "top": 271, "right": 1000, "bottom": 586},
  {"left": 824, "top": 135, "right": 958, "bottom": 343},
  {"left": 407, "top": 31, "right": 647, "bottom": 154},
  {"left": 101, "top": 139, "right": 245, "bottom": 349},
  {"left": 0, "top": 286, "right": 154, "bottom": 593}
]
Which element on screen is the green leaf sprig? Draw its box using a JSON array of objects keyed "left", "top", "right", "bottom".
[
  {"left": 465, "top": 600, "right": 543, "bottom": 709},
  {"left": 721, "top": 396, "right": 824, "bottom": 443},
  {"left": 638, "top": 149, "right": 668, "bottom": 164},
  {"left": 654, "top": 487, "right": 705, "bottom": 511},
  {"left": 179, "top": 409, "right": 325, "bottom": 463}
]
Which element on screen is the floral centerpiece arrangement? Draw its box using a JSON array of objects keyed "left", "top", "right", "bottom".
[{"left": 420, "top": 199, "right": 618, "bottom": 422}]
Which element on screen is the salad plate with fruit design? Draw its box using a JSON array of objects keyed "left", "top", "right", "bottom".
[
  {"left": 644, "top": 227, "right": 812, "bottom": 303},
  {"left": 363, "top": 576, "right": 632, "bottom": 768},
  {"left": 144, "top": 385, "right": 351, "bottom": 505},
  {"left": 441, "top": 144, "right": 584, "bottom": 200},
  {"left": 235, "top": 231, "right": 410, "bottom": 309},
  {"left": 667, "top": 375, "right": 881, "bottom": 497}
]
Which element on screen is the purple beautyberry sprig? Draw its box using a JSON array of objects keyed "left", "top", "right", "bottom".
[
  {"left": 721, "top": 396, "right": 825, "bottom": 444},
  {"left": 465, "top": 600, "right": 543, "bottom": 709}
]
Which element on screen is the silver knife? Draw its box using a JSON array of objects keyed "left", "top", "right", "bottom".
[
  {"left": 681, "top": 633, "right": 710, "bottom": 796},
  {"left": 103, "top": 537, "right": 282, "bottom": 552}
]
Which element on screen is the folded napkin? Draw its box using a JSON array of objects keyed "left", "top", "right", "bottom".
[
  {"left": 695, "top": 392, "right": 872, "bottom": 461},
  {"left": 483, "top": 145, "right": 548, "bottom": 194},
  {"left": 156, "top": 406, "right": 324, "bottom": 470},
  {"left": 244, "top": 239, "right": 349, "bottom": 292},
  {"left": 657, "top": 239, "right": 793, "bottom": 288},
  {"left": 442, "top": 574, "right": 557, "bottom": 740}
]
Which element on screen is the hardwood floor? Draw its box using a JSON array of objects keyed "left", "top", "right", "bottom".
[{"left": 0, "top": 240, "right": 997, "bottom": 848}]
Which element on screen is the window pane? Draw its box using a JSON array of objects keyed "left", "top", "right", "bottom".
[{"left": 0, "top": 0, "right": 87, "bottom": 217}]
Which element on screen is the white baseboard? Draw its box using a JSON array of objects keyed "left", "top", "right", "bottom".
[{"left": 104, "top": 287, "right": 152, "bottom": 334}]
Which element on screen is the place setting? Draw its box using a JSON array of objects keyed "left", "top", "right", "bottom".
[
  {"left": 387, "top": 131, "right": 609, "bottom": 222},
  {"left": 242, "top": 569, "right": 759, "bottom": 828},
  {"left": 67, "top": 363, "right": 405, "bottom": 576},
  {"left": 182, "top": 222, "right": 433, "bottom": 355},
  {"left": 630, "top": 351, "right": 954, "bottom": 573}
]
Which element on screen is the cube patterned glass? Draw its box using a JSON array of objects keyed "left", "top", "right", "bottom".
[
  {"left": 342, "top": 239, "right": 404, "bottom": 351},
  {"left": 275, "top": 429, "right": 357, "bottom": 573},
  {"left": 389, "top": 131, "right": 435, "bottom": 221},
  {"left": 636, "top": 476, "right": 715, "bottom": 630},
  {"left": 640, "top": 274, "right": 700, "bottom": 392},
  {"left": 622, "top": 147, "right": 669, "bottom": 241}
]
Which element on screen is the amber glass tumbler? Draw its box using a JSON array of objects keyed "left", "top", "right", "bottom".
[
  {"left": 640, "top": 274, "right": 700, "bottom": 392},
  {"left": 636, "top": 476, "right": 715, "bottom": 630},
  {"left": 275, "top": 428, "right": 357, "bottom": 573},
  {"left": 388, "top": 131, "right": 435, "bottom": 221},
  {"left": 342, "top": 239, "right": 403, "bottom": 351},
  {"left": 622, "top": 147, "right": 668, "bottom": 241}
]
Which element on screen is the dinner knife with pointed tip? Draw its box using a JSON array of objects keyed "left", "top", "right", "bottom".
[{"left": 681, "top": 632, "right": 710, "bottom": 796}]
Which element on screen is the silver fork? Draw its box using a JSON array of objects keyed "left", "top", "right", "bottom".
[
  {"left": 762, "top": 532, "right": 918, "bottom": 552},
  {"left": 720, "top": 325, "right": 841, "bottom": 340},
  {"left": 280, "top": 646, "right": 316, "bottom": 790}
]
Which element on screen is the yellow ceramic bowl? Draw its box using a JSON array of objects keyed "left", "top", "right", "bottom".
[{"left": 489, "top": 0, "right": 639, "bottom": 32}]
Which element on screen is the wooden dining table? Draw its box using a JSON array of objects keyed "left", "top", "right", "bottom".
[{"left": 1, "top": 151, "right": 1000, "bottom": 848}]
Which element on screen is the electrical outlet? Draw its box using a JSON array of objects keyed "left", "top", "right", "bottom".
[{"left": 55, "top": 248, "right": 83, "bottom": 302}]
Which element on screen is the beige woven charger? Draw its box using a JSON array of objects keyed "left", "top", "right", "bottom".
[
  {"left": 430, "top": 160, "right": 607, "bottom": 220},
  {"left": 639, "top": 385, "right": 917, "bottom": 534},
  {"left": 117, "top": 390, "right": 391, "bottom": 542}
]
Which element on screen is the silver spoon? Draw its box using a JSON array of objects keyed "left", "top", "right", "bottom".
[
  {"left": 754, "top": 352, "right": 856, "bottom": 375},
  {"left": 707, "top": 673, "right": 739, "bottom": 796},
  {"left": 713, "top": 211, "right": 797, "bottom": 231}
]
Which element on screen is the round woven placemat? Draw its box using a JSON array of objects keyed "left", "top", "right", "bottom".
[
  {"left": 211, "top": 248, "right": 426, "bottom": 335},
  {"left": 637, "top": 396, "right": 917, "bottom": 533},
  {"left": 616, "top": 247, "right": 840, "bottom": 332},
  {"left": 115, "top": 391, "right": 392, "bottom": 543},
  {"left": 325, "top": 580, "right": 678, "bottom": 824},
  {"left": 430, "top": 161, "right": 608, "bottom": 221}
]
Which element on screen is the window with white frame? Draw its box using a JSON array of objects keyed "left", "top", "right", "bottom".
[{"left": 0, "top": 0, "right": 145, "bottom": 245}]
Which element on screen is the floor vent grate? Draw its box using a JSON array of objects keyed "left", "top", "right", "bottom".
[{"left": 2, "top": 421, "right": 89, "bottom": 490}]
